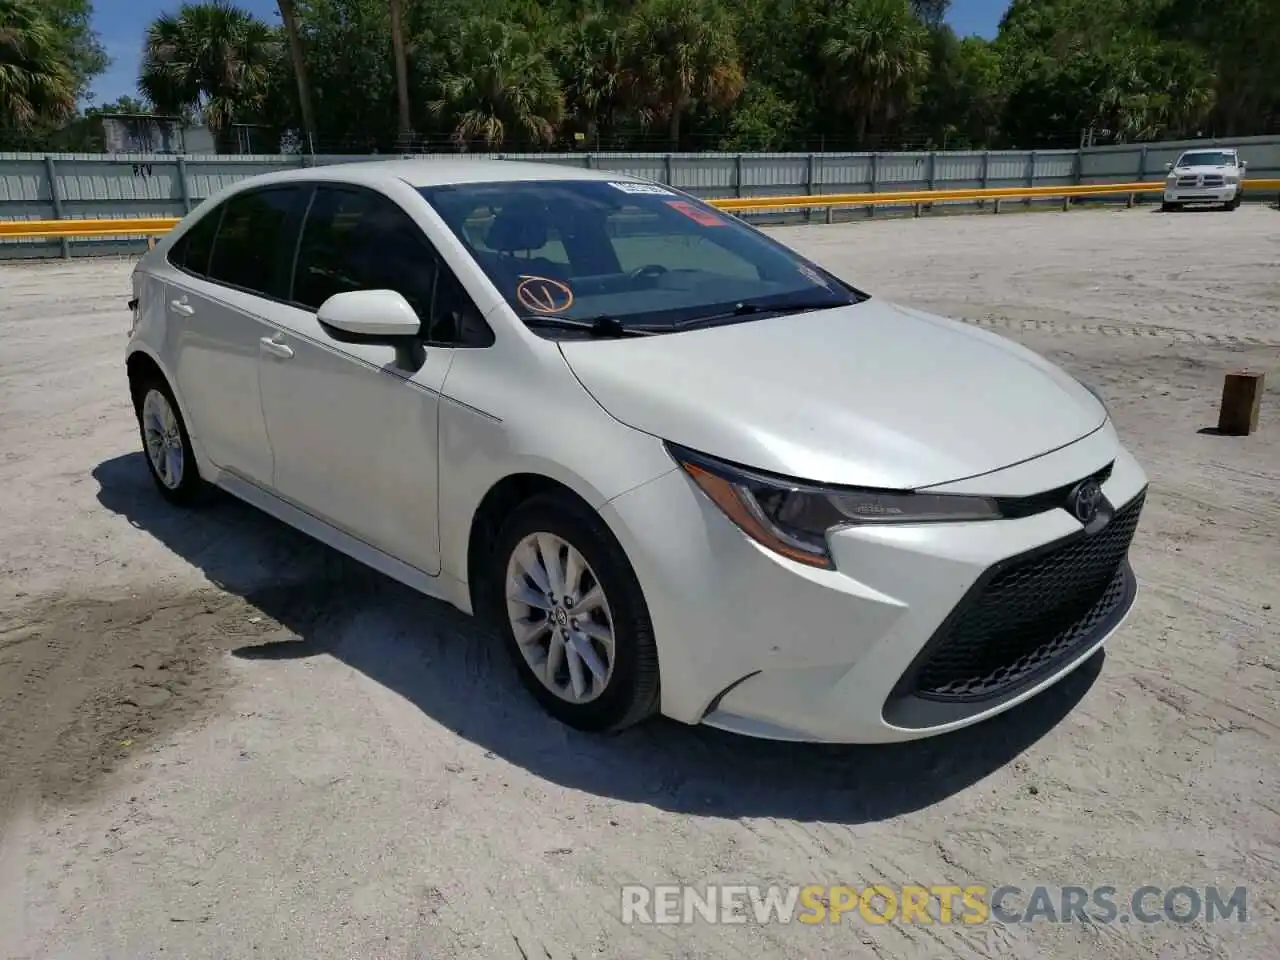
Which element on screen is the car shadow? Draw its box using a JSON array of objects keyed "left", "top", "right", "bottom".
[{"left": 93, "top": 452, "right": 1101, "bottom": 824}]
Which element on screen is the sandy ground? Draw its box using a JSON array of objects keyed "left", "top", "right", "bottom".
[{"left": 0, "top": 204, "right": 1277, "bottom": 959}]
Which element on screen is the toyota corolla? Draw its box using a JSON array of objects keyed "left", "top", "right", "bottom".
[{"left": 125, "top": 159, "right": 1148, "bottom": 743}]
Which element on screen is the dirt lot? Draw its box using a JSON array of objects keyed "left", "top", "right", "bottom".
[{"left": 1, "top": 204, "right": 1277, "bottom": 959}]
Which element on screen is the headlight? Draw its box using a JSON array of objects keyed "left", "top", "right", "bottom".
[{"left": 667, "top": 444, "right": 1000, "bottom": 569}]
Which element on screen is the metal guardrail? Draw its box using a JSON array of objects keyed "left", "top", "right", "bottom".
[{"left": 2, "top": 179, "right": 1277, "bottom": 242}]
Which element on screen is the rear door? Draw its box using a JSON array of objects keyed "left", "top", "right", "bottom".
[{"left": 165, "top": 185, "right": 308, "bottom": 485}]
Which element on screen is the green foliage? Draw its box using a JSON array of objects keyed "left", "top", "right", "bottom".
[
  {"left": 7, "top": 0, "right": 1277, "bottom": 153},
  {"left": 623, "top": 0, "right": 745, "bottom": 146},
  {"left": 429, "top": 18, "right": 564, "bottom": 148},
  {"left": 820, "top": 0, "right": 932, "bottom": 142},
  {"left": 139, "top": 1, "right": 279, "bottom": 132},
  {"left": 0, "top": 0, "right": 93, "bottom": 142}
]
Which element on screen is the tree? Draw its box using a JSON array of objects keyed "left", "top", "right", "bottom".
[
  {"left": 624, "top": 0, "right": 745, "bottom": 147},
  {"left": 140, "top": 1, "right": 279, "bottom": 133},
  {"left": 820, "top": 0, "right": 931, "bottom": 145},
  {"left": 909, "top": 0, "right": 949, "bottom": 28},
  {"left": 553, "top": 12, "right": 631, "bottom": 147},
  {"left": 429, "top": 18, "right": 564, "bottom": 148},
  {"left": 914, "top": 27, "right": 1003, "bottom": 147},
  {"left": 1154, "top": 0, "right": 1280, "bottom": 135},
  {"left": 388, "top": 0, "right": 412, "bottom": 142},
  {"left": 276, "top": 0, "right": 317, "bottom": 150},
  {"left": 996, "top": 0, "right": 1216, "bottom": 145},
  {"left": 0, "top": 0, "right": 79, "bottom": 136}
]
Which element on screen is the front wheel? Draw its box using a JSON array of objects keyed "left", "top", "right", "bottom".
[
  {"left": 1227, "top": 192, "right": 1242, "bottom": 210},
  {"left": 493, "top": 493, "right": 659, "bottom": 732},
  {"left": 1161, "top": 201, "right": 1181, "bottom": 212}
]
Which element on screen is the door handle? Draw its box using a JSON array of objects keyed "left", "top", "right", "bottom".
[
  {"left": 169, "top": 298, "right": 195, "bottom": 316},
  {"left": 259, "top": 335, "right": 294, "bottom": 359}
]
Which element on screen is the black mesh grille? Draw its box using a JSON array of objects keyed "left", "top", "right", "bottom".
[{"left": 913, "top": 491, "right": 1145, "bottom": 701}]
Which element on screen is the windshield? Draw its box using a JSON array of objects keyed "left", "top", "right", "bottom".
[
  {"left": 418, "top": 179, "right": 862, "bottom": 333},
  {"left": 1177, "top": 151, "right": 1235, "bottom": 167}
]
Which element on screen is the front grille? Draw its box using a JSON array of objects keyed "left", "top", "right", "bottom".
[
  {"left": 911, "top": 490, "right": 1145, "bottom": 702},
  {"left": 1176, "top": 176, "right": 1199, "bottom": 186},
  {"left": 1202, "top": 175, "right": 1225, "bottom": 186}
]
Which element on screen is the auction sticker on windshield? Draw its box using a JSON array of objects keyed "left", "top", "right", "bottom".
[
  {"left": 797, "top": 263, "right": 831, "bottom": 287},
  {"left": 608, "top": 181, "right": 676, "bottom": 196},
  {"left": 665, "top": 200, "right": 727, "bottom": 227}
]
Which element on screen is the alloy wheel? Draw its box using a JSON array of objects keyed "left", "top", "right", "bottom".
[
  {"left": 504, "top": 532, "right": 616, "bottom": 704},
  {"left": 141, "top": 388, "right": 184, "bottom": 490}
]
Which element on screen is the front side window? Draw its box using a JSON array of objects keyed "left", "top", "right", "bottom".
[
  {"left": 293, "top": 186, "right": 438, "bottom": 316},
  {"left": 419, "top": 180, "right": 863, "bottom": 334},
  {"left": 206, "top": 187, "right": 307, "bottom": 298},
  {"left": 293, "top": 185, "right": 490, "bottom": 346}
]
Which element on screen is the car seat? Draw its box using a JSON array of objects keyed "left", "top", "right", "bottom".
[{"left": 483, "top": 196, "right": 569, "bottom": 283}]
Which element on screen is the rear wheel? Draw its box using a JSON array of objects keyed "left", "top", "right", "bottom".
[
  {"left": 134, "top": 375, "right": 206, "bottom": 506},
  {"left": 493, "top": 493, "right": 659, "bottom": 732}
]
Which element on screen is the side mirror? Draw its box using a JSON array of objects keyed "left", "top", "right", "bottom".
[
  {"left": 317, "top": 289, "right": 425, "bottom": 369},
  {"left": 1165, "top": 162, "right": 1173, "bottom": 171},
  {"left": 1239, "top": 160, "right": 1248, "bottom": 169}
]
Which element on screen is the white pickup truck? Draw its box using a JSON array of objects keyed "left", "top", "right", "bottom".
[{"left": 1162, "top": 148, "right": 1247, "bottom": 211}]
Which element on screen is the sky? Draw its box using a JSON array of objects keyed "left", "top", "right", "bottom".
[{"left": 88, "top": 0, "right": 1010, "bottom": 104}]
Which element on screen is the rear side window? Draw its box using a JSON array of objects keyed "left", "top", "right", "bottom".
[
  {"left": 206, "top": 187, "right": 307, "bottom": 298},
  {"left": 292, "top": 186, "right": 438, "bottom": 316},
  {"left": 168, "top": 207, "right": 220, "bottom": 276}
]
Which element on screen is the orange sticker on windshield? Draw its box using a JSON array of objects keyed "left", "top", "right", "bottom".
[
  {"left": 664, "top": 200, "right": 726, "bottom": 226},
  {"left": 516, "top": 275, "right": 574, "bottom": 314}
]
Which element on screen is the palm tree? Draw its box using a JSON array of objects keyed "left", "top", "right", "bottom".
[
  {"left": 139, "top": 1, "right": 277, "bottom": 133},
  {"left": 820, "top": 0, "right": 930, "bottom": 145},
  {"left": 388, "top": 0, "right": 412, "bottom": 145},
  {"left": 275, "top": 0, "right": 317, "bottom": 151},
  {"left": 429, "top": 19, "right": 564, "bottom": 149},
  {"left": 0, "top": 0, "right": 78, "bottom": 134},
  {"left": 554, "top": 13, "right": 629, "bottom": 148},
  {"left": 623, "top": 0, "right": 744, "bottom": 148}
]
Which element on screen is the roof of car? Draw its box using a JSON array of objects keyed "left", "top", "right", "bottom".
[{"left": 250, "top": 158, "right": 642, "bottom": 189}]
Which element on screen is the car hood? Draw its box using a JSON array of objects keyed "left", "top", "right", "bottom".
[{"left": 558, "top": 299, "right": 1107, "bottom": 489}]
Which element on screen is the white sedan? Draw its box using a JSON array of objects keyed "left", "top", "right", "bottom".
[{"left": 125, "top": 160, "right": 1148, "bottom": 743}]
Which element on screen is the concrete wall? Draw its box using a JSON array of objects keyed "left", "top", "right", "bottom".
[{"left": 3, "top": 135, "right": 1277, "bottom": 259}]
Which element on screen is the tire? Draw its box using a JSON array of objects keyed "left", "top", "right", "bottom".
[
  {"left": 1161, "top": 201, "right": 1181, "bottom": 212},
  {"left": 133, "top": 374, "right": 207, "bottom": 506},
  {"left": 1228, "top": 192, "right": 1242, "bottom": 210},
  {"left": 492, "top": 492, "right": 659, "bottom": 733}
]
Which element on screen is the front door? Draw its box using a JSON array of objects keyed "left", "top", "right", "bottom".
[{"left": 256, "top": 184, "right": 457, "bottom": 577}]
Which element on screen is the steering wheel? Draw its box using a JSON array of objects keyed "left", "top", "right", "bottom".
[{"left": 628, "top": 263, "right": 669, "bottom": 282}]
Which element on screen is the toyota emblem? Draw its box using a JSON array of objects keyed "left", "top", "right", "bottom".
[{"left": 1069, "top": 479, "right": 1104, "bottom": 525}]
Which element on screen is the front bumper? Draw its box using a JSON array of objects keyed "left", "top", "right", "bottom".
[
  {"left": 1164, "top": 184, "right": 1238, "bottom": 203},
  {"left": 602, "top": 424, "right": 1149, "bottom": 743}
]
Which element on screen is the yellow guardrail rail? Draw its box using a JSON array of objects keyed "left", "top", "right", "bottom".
[
  {"left": 0, "top": 217, "right": 181, "bottom": 239},
  {"left": 2, "top": 179, "right": 1277, "bottom": 241}
]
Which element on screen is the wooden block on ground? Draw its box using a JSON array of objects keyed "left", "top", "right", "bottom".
[{"left": 1218, "top": 370, "right": 1265, "bottom": 436}]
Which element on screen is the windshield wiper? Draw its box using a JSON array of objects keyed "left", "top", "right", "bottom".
[
  {"left": 521, "top": 314, "right": 658, "bottom": 338},
  {"left": 671, "top": 297, "right": 857, "bottom": 330}
]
